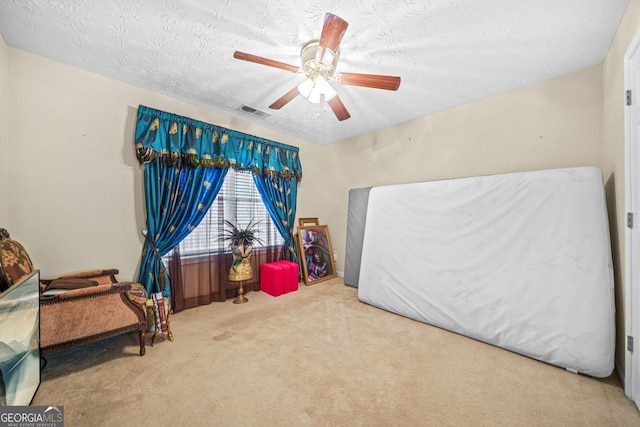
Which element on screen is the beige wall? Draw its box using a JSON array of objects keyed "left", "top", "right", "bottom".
[
  {"left": 0, "top": 35, "right": 8, "bottom": 226},
  {"left": 325, "top": 65, "right": 604, "bottom": 274},
  {"left": 6, "top": 48, "right": 316, "bottom": 281},
  {"left": 602, "top": 0, "right": 640, "bottom": 373},
  {"left": 3, "top": 2, "right": 638, "bottom": 372}
]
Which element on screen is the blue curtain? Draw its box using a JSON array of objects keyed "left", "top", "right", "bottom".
[
  {"left": 134, "top": 105, "right": 302, "bottom": 297},
  {"left": 254, "top": 174, "right": 298, "bottom": 263},
  {"left": 139, "top": 160, "right": 227, "bottom": 296}
]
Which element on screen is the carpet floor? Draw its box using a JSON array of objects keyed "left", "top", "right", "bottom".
[{"left": 33, "top": 277, "right": 640, "bottom": 426}]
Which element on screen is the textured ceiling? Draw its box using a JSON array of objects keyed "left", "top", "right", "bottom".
[{"left": 0, "top": 0, "right": 629, "bottom": 145}]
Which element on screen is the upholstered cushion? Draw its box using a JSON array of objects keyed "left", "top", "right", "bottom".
[
  {"left": 58, "top": 269, "right": 119, "bottom": 286},
  {"left": 0, "top": 237, "right": 35, "bottom": 292},
  {"left": 41, "top": 278, "right": 99, "bottom": 297}
]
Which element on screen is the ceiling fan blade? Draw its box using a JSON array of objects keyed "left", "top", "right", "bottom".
[
  {"left": 233, "top": 51, "right": 300, "bottom": 73},
  {"left": 269, "top": 87, "right": 301, "bottom": 110},
  {"left": 316, "top": 13, "right": 348, "bottom": 65},
  {"left": 327, "top": 95, "right": 351, "bottom": 121},
  {"left": 337, "top": 73, "right": 401, "bottom": 91}
]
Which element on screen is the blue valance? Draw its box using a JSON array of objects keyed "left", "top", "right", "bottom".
[{"left": 134, "top": 105, "right": 302, "bottom": 182}]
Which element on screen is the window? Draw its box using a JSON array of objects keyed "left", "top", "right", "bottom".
[{"left": 177, "top": 168, "right": 284, "bottom": 256}]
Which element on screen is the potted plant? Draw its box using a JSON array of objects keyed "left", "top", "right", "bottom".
[{"left": 221, "top": 219, "right": 264, "bottom": 304}]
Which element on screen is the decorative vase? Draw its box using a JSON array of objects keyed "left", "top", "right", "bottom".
[{"left": 229, "top": 243, "right": 252, "bottom": 303}]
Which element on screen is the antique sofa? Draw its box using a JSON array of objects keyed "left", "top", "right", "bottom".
[{"left": 0, "top": 229, "right": 147, "bottom": 356}]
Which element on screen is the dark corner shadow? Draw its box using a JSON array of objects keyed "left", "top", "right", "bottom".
[
  {"left": 605, "top": 172, "right": 620, "bottom": 273},
  {"left": 39, "top": 333, "right": 144, "bottom": 381},
  {"left": 605, "top": 172, "right": 623, "bottom": 359}
]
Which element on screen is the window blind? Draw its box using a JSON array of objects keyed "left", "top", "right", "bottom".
[{"left": 178, "top": 169, "right": 284, "bottom": 256}]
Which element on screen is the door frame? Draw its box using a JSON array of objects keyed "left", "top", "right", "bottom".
[{"left": 624, "top": 28, "right": 640, "bottom": 406}]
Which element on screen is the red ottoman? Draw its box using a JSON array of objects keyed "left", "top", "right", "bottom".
[
  {"left": 260, "top": 262, "right": 285, "bottom": 297},
  {"left": 260, "top": 261, "right": 300, "bottom": 297},
  {"left": 275, "top": 260, "right": 299, "bottom": 293}
]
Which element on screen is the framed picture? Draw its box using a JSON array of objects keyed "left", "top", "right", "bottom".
[
  {"left": 298, "top": 217, "right": 320, "bottom": 227},
  {"left": 297, "top": 225, "right": 337, "bottom": 285}
]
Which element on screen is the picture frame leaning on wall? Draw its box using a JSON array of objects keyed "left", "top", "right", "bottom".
[
  {"left": 298, "top": 217, "right": 319, "bottom": 227},
  {"left": 297, "top": 225, "right": 337, "bottom": 285}
]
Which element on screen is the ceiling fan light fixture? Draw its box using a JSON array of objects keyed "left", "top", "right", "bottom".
[
  {"left": 298, "top": 78, "right": 313, "bottom": 98},
  {"left": 317, "top": 76, "right": 337, "bottom": 100},
  {"left": 298, "top": 75, "right": 337, "bottom": 104},
  {"left": 308, "top": 87, "right": 322, "bottom": 104}
]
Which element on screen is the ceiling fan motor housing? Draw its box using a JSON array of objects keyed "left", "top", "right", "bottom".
[{"left": 301, "top": 40, "right": 339, "bottom": 80}]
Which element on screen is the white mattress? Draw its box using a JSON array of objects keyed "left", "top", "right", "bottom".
[{"left": 357, "top": 167, "right": 615, "bottom": 377}]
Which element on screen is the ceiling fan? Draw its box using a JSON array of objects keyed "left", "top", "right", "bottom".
[{"left": 233, "top": 13, "right": 401, "bottom": 121}]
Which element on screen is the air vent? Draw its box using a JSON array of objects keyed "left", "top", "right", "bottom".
[{"left": 238, "top": 105, "right": 270, "bottom": 119}]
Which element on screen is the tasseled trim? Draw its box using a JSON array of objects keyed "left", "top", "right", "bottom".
[{"left": 137, "top": 148, "right": 302, "bottom": 182}]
